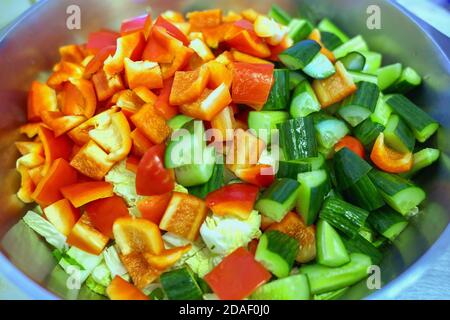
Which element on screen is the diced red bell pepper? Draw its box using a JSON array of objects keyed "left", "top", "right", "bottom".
[
  {"left": 154, "top": 16, "right": 189, "bottom": 45},
  {"left": 84, "top": 45, "right": 116, "bottom": 78},
  {"left": 92, "top": 69, "right": 125, "bottom": 101},
  {"left": 210, "top": 106, "right": 235, "bottom": 141},
  {"left": 27, "top": 81, "right": 58, "bottom": 122},
  {"left": 107, "top": 276, "right": 149, "bottom": 300},
  {"left": 187, "top": 9, "right": 222, "bottom": 31},
  {"left": 206, "top": 60, "right": 233, "bottom": 89},
  {"left": 226, "top": 129, "right": 266, "bottom": 173},
  {"left": 67, "top": 213, "right": 109, "bottom": 255},
  {"left": 248, "top": 239, "right": 259, "bottom": 255},
  {"left": 169, "top": 65, "right": 210, "bottom": 105},
  {"left": 43, "top": 198, "right": 81, "bottom": 236},
  {"left": 142, "top": 26, "right": 183, "bottom": 64},
  {"left": 231, "top": 49, "right": 273, "bottom": 65},
  {"left": 120, "top": 14, "right": 148, "bottom": 36},
  {"left": 137, "top": 192, "right": 173, "bottom": 225},
  {"left": 126, "top": 156, "right": 140, "bottom": 173},
  {"left": 160, "top": 45, "right": 194, "bottom": 80},
  {"left": 38, "top": 126, "right": 73, "bottom": 176},
  {"left": 130, "top": 103, "right": 172, "bottom": 144},
  {"left": 226, "top": 30, "right": 271, "bottom": 58},
  {"left": 231, "top": 62, "right": 274, "bottom": 107},
  {"left": 234, "top": 164, "right": 275, "bottom": 188},
  {"left": 205, "top": 183, "right": 259, "bottom": 219},
  {"left": 60, "top": 78, "right": 96, "bottom": 118},
  {"left": 370, "top": 133, "right": 413, "bottom": 173},
  {"left": 70, "top": 140, "right": 115, "bottom": 180},
  {"left": 124, "top": 58, "right": 163, "bottom": 90},
  {"left": 59, "top": 44, "right": 85, "bottom": 64},
  {"left": 61, "top": 181, "right": 114, "bottom": 208},
  {"left": 335, "top": 136, "right": 366, "bottom": 159},
  {"left": 41, "top": 111, "right": 86, "bottom": 137},
  {"left": 204, "top": 247, "right": 271, "bottom": 300},
  {"left": 155, "top": 78, "right": 178, "bottom": 120},
  {"left": 47, "top": 62, "right": 84, "bottom": 90},
  {"left": 87, "top": 30, "right": 120, "bottom": 54},
  {"left": 85, "top": 195, "right": 130, "bottom": 238}
]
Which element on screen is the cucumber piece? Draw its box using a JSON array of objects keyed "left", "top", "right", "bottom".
[
  {"left": 255, "top": 230, "right": 299, "bottom": 278},
  {"left": 174, "top": 146, "right": 216, "bottom": 187},
  {"left": 277, "top": 155, "right": 326, "bottom": 179},
  {"left": 320, "top": 31, "right": 343, "bottom": 51},
  {"left": 300, "top": 253, "right": 372, "bottom": 294},
  {"left": 367, "top": 206, "right": 408, "bottom": 241},
  {"left": 333, "top": 147, "right": 372, "bottom": 191},
  {"left": 188, "top": 163, "right": 224, "bottom": 199},
  {"left": 368, "top": 169, "right": 426, "bottom": 215},
  {"left": 385, "top": 94, "right": 439, "bottom": 143},
  {"left": 277, "top": 116, "right": 318, "bottom": 160},
  {"left": 348, "top": 71, "right": 378, "bottom": 85},
  {"left": 290, "top": 80, "right": 321, "bottom": 118},
  {"left": 402, "top": 148, "right": 440, "bottom": 178},
  {"left": 256, "top": 178, "right": 300, "bottom": 222},
  {"left": 370, "top": 94, "right": 392, "bottom": 126},
  {"left": 384, "top": 114, "right": 416, "bottom": 153},
  {"left": 288, "top": 18, "right": 314, "bottom": 42},
  {"left": 279, "top": 40, "right": 321, "bottom": 70},
  {"left": 317, "top": 18, "right": 350, "bottom": 43},
  {"left": 314, "top": 114, "right": 349, "bottom": 149},
  {"left": 342, "top": 174, "right": 385, "bottom": 211},
  {"left": 314, "top": 287, "right": 349, "bottom": 300},
  {"left": 342, "top": 234, "right": 383, "bottom": 264},
  {"left": 354, "top": 118, "right": 385, "bottom": 148},
  {"left": 339, "top": 81, "right": 380, "bottom": 127},
  {"left": 303, "top": 53, "right": 336, "bottom": 79},
  {"left": 316, "top": 219, "right": 350, "bottom": 267},
  {"left": 263, "top": 69, "right": 290, "bottom": 111},
  {"left": 385, "top": 67, "right": 421, "bottom": 94},
  {"left": 268, "top": 4, "right": 292, "bottom": 25},
  {"left": 360, "top": 51, "right": 382, "bottom": 74},
  {"left": 333, "top": 35, "right": 369, "bottom": 59},
  {"left": 338, "top": 51, "right": 366, "bottom": 71},
  {"left": 289, "top": 71, "right": 307, "bottom": 90},
  {"left": 167, "top": 115, "right": 194, "bottom": 131},
  {"left": 250, "top": 274, "right": 310, "bottom": 300},
  {"left": 376, "top": 63, "right": 402, "bottom": 91},
  {"left": 248, "top": 110, "right": 289, "bottom": 143},
  {"left": 319, "top": 197, "right": 369, "bottom": 238},
  {"left": 160, "top": 266, "right": 203, "bottom": 300},
  {"left": 296, "top": 170, "right": 330, "bottom": 225}
]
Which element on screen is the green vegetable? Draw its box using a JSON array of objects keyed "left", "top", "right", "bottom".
[
  {"left": 251, "top": 274, "right": 310, "bottom": 300},
  {"left": 263, "top": 69, "right": 290, "bottom": 111},
  {"left": 317, "top": 18, "right": 350, "bottom": 43},
  {"left": 384, "top": 114, "right": 416, "bottom": 153},
  {"left": 288, "top": 18, "right": 314, "bottom": 42},
  {"left": 316, "top": 219, "right": 350, "bottom": 267},
  {"left": 248, "top": 110, "right": 289, "bottom": 143},
  {"left": 333, "top": 147, "right": 372, "bottom": 191},
  {"left": 268, "top": 4, "right": 292, "bottom": 25},
  {"left": 314, "top": 114, "right": 349, "bottom": 149},
  {"left": 354, "top": 117, "right": 385, "bottom": 148},
  {"left": 342, "top": 174, "right": 385, "bottom": 211},
  {"left": 367, "top": 206, "right": 409, "bottom": 241},
  {"left": 338, "top": 51, "right": 366, "bottom": 71},
  {"left": 167, "top": 114, "right": 194, "bottom": 131},
  {"left": 333, "top": 35, "right": 369, "bottom": 59},
  {"left": 402, "top": 148, "right": 440, "bottom": 178},
  {"left": 290, "top": 80, "right": 321, "bottom": 118},
  {"left": 385, "top": 66, "right": 421, "bottom": 94},
  {"left": 278, "top": 116, "right": 318, "bottom": 160},
  {"left": 188, "top": 163, "right": 224, "bottom": 199},
  {"left": 160, "top": 267, "right": 204, "bottom": 300},
  {"left": 279, "top": 40, "right": 321, "bottom": 70},
  {"left": 376, "top": 63, "right": 402, "bottom": 91},
  {"left": 174, "top": 145, "right": 215, "bottom": 187},
  {"left": 360, "top": 51, "right": 382, "bottom": 74},
  {"left": 320, "top": 31, "right": 343, "bottom": 51},
  {"left": 303, "top": 53, "right": 336, "bottom": 79},
  {"left": 342, "top": 234, "right": 383, "bottom": 264}
]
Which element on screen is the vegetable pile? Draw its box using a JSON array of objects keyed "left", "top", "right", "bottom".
[{"left": 15, "top": 4, "right": 440, "bottom": 300}]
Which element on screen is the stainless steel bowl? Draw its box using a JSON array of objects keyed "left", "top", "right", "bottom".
[{"left": 0, "top": 0, "right": 449, "bottom": 300}]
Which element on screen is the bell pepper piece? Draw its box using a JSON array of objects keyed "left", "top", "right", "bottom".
[
  {"left": 130, "top": 128, "right": 154, "bottom": 157},
  {"left": 188, "top": 38, "right": 215, "bottom": 61},
  {"left": 41, "top": 111, "right": 86, "bottom": 137},
  {"left": 28, "top": 164, "right": 44, "bottom": 186},
  {"left": 206, "top": 60, "right": 233, "bottom": 89},
  {"left": 113, "top": 217, "right": 164, "bottom": 255},
  {"left": 130, "top": 103, "right": 171, "bottom": 144},
  {"left": 137, "top": 192, "right": 173, "bottom": 225},
  {"left": 113, "top": 89, "right": 144, "bottom": 115},
  {"left": 16, "top": 166, "right": 36, "bottom": 203},
  {"left": 38, "top": 126, "right": 73, "bottom": 176},
  {"left": 61, "top": 181, "right": 114, "bottom": 208},
  {"left": 68, "top": 108, "right": 117, "bottom": 146},
  {"left": 161, "top": 10, "right": 185, "bottom": 23},
  {"left": 205, "top": 183, "right": 259, "bottom": 219},
  {"left": 126, "top": 156, "right": 140, "bottom": 173},
  {"left": 226, "top": 30, "right": 271, "bottom": 58},
  {"left": 120, "top": 14, "right": 148, "bottom": 35},
  {"left": 59, "top": 44, "right": 84, "bottom": 64},
  {"left": 124, "top": 58, "right": 163, "bottom": 90},
  {"left": 169, "top": 65, "right": 210, "bottom": 105},
  {"left": 133, "top": 86, "right": 158, "bottom": 105},
  {"left": 210, "top": 106, "right": 235, "bottom": 141},
  {"left": 308, "top": 29, "right": 336, "bottom": 63},
  {"left": 87, "top": 30, "right": 120, "bottom": 53},
  {"left": 226, "top": 129, "right": 266, "bottom": 172},
  {"left": 27, "top": 81, "right": 58, "bottom": 122},
  {"left": 84, "top": 45, "right": 116, "bottom": 78},
  {"left": 67, "top": 213, "right": 109, "bottom": 255},
  {"left": 85, "top": 195, "right": 130, "bottom": 238},
  {"left": 144, "top": 244, "right": 191, "bottom": 270},
  {"left": 268, "top": 35, "right": 293, "bottom": 61},
  {"left": 202, "top": 23, "right": 231, "bottom": 48},
  {"left": 261, "top": 215, "right": 275, "bottom": 231},
  {"left": 19, "top": 123, "right": 41, "bottom": 138},
  {"left": 335, "top": 136, "right": 366, "bottom": 159},
  {"left": 31, "top": 158, "right": 78, "bottom": 207},
  {"left": 43, "top": 198, "right": 81, "bottom": 236},
  {"left": 70, "top": 140, "right": 115, "bottom": 180},
  {"left": 103, "top": 31, "right": 146, "bottom": 75},
  {"left": 47, "top": 62, "right": 84, "bottom": 90},
  {"left": 223, "top": 11, "right": 243, "bottom": 23},
  {"left": 142, "top": 26, "right": 184, "bottom": 64},
  {"left": 119, "top": 252, "right": 161, "bottom": 289},
  {"left": 241, "top": 8, "right": 260, "bottom": 22},
  {"left": 92, "top": 69, "right": 125, "bottom": 101},
  {"left": 266, "top": 212, "right": 317, "bottom": 263},
  {"left": 159, "top": 192, "right": 208, "bottom": 241},
  {"left": 231, "top": 49, "right": 273, "bottom": 65},
  {"left": 180, "top": 83, "right": 232, "bottom": 121},
  {"left": 204, "top": 247, "right": 271, "bottom": 300},
  {"left": 154, "top": 16, "right": 189, "bottom": 45},
  {"left": 234, "top": 164, "right": 275, "bottom": 188},
  {"left": 107, "top": 275, "right": 149, "bottom": 300},
  {"left": 312, "top": 61, "right": 357, "bottom": 108},
  {"left": 370, "top": 133, "right": 413, "bottom": 173},
  {"left": 231, "top": 62, "right": 274, "bottom": 107},
  {"left": 15, "top": 141, "right": 44, "bottom": 156},
  {"left": 187, "top": 9, "right": 222, "bottom": 31},
  {"left": 155, "top": 78, "right": 178, "bottom": 120},
  {"left": 160, "top": 45, "right": 194, "bottom": 80},
  {"left": 16, "top": 153, "right": 45, "bottom": 169}
]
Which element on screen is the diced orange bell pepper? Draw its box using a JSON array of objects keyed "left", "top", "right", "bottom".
[
  {"left": 68, "top": 108, "right": 117, "bottom": 146},
  {"left": 15, "top": 141, "right": 44, "bottom": 156},
  {"left": 16, "top": 166, "right": 36, "bottom": 203},
  {"left": 202, "top": 23, "right": 232, "bottom": 48},
  {"left": 16, "top": 153, "right": 45, "bottom": 169},
  {"left": 130, "top": 103, "right": 172, "bottom": 144},
  {"left": 27, "top": 81, "right": 58, "bottom": 122},
  {"left": 113, "top": 217, "right": 164, "bottom": 255},
  {"left": 19, "top": 123, "right": 42, "bottom": 138},
  {"left": 187, "top": 9, "right": 222, "bottom": 31},
  {"left": 119, "top": 252, "right": 161, "bottom": 289},
  {"left": 210, "top": 106, "right": 235, "bottom": 141},
  {"left": 87, "top": 30, "right": 120, "bottom": 54},
  {"left": 133, "top": 86, "right": 158, "bottom": 105},
  {"left": 41, "top": 111, "right": 86, "bottom": 137},
  {"left": 43, "top": 198, "right": 80, "bottom": 236},
  {"left": 130, "top": 128, "right": 154, "bottom": 157},
  {"left": 155, "top": 78, "right": 178, "bottom": 120},
  {"left": 144, "top": 244, "right": 191, "bottom": 270},
  {"left": 85, "top": 195, "right": 130, "bottom": 238},
  {"left": 180, "top": 83, "right": 232, "bottom": 121},
  {"left": 260, "top": 215, "right": 275, "bottom": 231},
  {"left": 92, "top": 69, "right": 125, "bottom": 101},
  {"left": 370, "top": 133, "right": 413, "bottom": 173},
  {"left": 107, "top": 276, "right": 149, "bottom": 300},
  {"left": 225, "top": 29, "right": 271, "bottom": 58},
  {"left": 231, "top": 49, "right": 273, "bottom": 65},
  {"left": 103, "top": 31, "right": 146, "bottom": 75},
  {"left": 59, "top": 44, "right": 85, "bottom": 64},
  {"left": 241, "top": 8, "right": 260, "bottom": 22},
  {"left": 160, "top": 45, "right": 194, "bottom": 80},
  {"left": 38, "top": 126, "right": 73, "bottom": 176},
  {"left": 226, "top": 129, "right": 266, "bottom": 172},
  {"left": 266, "top": 212, "right": 317, "bottom": 263},
  {"left": 308, "top": 29, "right": 336, "bottom": 63},
  {"left": 142, "top": 26, "right": 184, "bottom": 64},
  {"left": 206, "top": 61, "right": 233, "bottom": 89},
  {"left": 62, "top": 79, "right": 96, "bottom": 117},
  {"left": 312, "top": 61, "right": 357, "bottom": 108},
  {"left": 120, "top": 14, "right": 148, "bottom": 36},
  {"left": 126, "top": 156, "right": 140, "bottom": 173},
  {"left": 269, "top": 35, "right": 293, "bottom": 61},
  {"left": 188, "top": 38, "right": 215, "bottom": 61},
  {"left": 234, "top": 164, "right": 275, "bottom": 188},
  {"left": 70, "top": 140, "right": 115, "bottom": 180},
  {"left": 67, "top": 213, "right": 109, "bottom": 255},
  {"left": 154, "top": 16, "right": 189, "bottom": 45},
  {"left": 223, "top": 11, "right": 243, "bottom": 23},
  {"left": 169, "top": 64, "right": 210, "bottom": 105},
  {"left": 161, "top": 10, "right": 185, "bottom": 23},
  {"left": 28, "top": 165, "right": 44, "bottom": 186},
  {"left": 61, "top": 181, "right": 113, "bottom": 208},
  {"left": 137, "top": 192, "right": 173, "bottom": 225},
  {"left": 335, "top": 136, "right": 366, "bottom": 159},
  {"left": 31, "top": 158, "right": 78, "bottom": 207},
  {"left": 84, "top": 45, "right": 116, "bottom": 78},
  {"left": 124, "top": 58, "right": 163, "bottom": 90},
  {"left": 231, "top": 62, "right": 274, "bottom": 107},
  {"left": 47, "top": 62, "right": 84, "bottom": 89},
  {"left": 159, "top": 192, "right": 208, "bottom": 241}
]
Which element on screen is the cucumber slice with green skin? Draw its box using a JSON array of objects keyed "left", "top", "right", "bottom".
[
  {"left": 167, "top": 115, "right": 194, "bottom": 131},
  {"left": 289, "top": 71, "right": 307, "bottom": 90},
  {"left": 370, "top": 94, "right": 392, "bottom": 126},
  {"left": 314, "top": 116, "right": 349, "bottom": 149},
  {"left": 313, "top": 287, "right": 349, "bottom": 300},
  {"left": 317, "top": 219, "right": 350, "bottom": 267},
  {"left": 160, "top": 266, "right": 204, "bottom": 300},
  {"left": 342, "top": 174, "right": 385, "bottom": 211},
  {"left": 339, "top": 81, "right": 380, "bottom": 127},
  {"left": 296, "top": 170, "right": 330, "bottom": 225},
  {"left": 188, "top": 163, "right": 224, "bottom": 199},
  {"left": 354, "top": 118, "right": 385, "bottom": 148},
  {"left": 384, "top": 114, "right": 416, "bottom": 153},
  {"left": 376, "top": 63, "right": 402, "bottom": 91},
  {"left": 300, "top": 253, "right": 372, "bottom": 294},
  {"left": 290, "top": 80, "right": 321, "bottom": 118},
  {"left": 367, "top": 206, "right": 408, "bottom": 241},
  {"left": 256, "top": 178, "right": 301, "bottom": 222},
  {"left": 368, "top": 169, "right": 426, "bottom": 215},
  {"left": 333, "top": 35, "right": 369, "bottom": 59},
  {"left": 279, "top": 40, "right": 321, "bottom": 70},
  {"left": 317, "top": 18, "right": 350, "bottom": 43},
  {"left": 348, "top": 71, "right": 378, "bottom": 85},
  {"left": 385, "top": 94, "right": 439, "bottom": 143},
  {"left": 360, "top": 51, "right": 382, "bottom": 74},
  {"left": 319, "top": 197, "right": 369, "bottom": 238},
  {"left": 255, "top": 231, "right": 299, "bottom": 278},
  {"left": 333, "top": 147, "right": 372, "bottom": 191},
  {"left": 385, "top": 67, "right": 421, "bottom": 94},
  {"left": 338, "top": 51, "right": 366, "bottom": 71},
  {"left": 248, "top": 111, "right": 289, "bottom": 144},
  {"left": 303, "top": 53, "right": 336, "bottom": 79},
  {"left": 174, "top": 146, "right": 216, "bottom": 187},
  {"left": 277, "top": 116, "right": 318, "bottom": 160},
  {"left": 287, "top": 18, "right": 314, "bottom": 42},
  {"left": 320, "top": 31, "right": 343, "bottom": 51},
  {"left": 263, "top": 69, "right": 290, "bottom": 111},
  {"left": 250, "top": 274, "right": 310, "bottom": 300},
  {"left": 277, "top": 155, "right": 326, "bottom": 179},
  {"left": 342, "top": 234, "right": 383, "bottom": 265},
  {"left": 402, "top": 148, "right": 440, "bottom": 178},
  {"left": 268, "top": 4, "right": 292, "bottom": 25}
]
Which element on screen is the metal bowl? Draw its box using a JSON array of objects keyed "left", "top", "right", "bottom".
[{"left": 0, "top": 0, "right": 448, "bottom": 300}]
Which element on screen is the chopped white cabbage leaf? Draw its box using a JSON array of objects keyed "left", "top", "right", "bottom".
[
  {"left": 103, "top": 246, "right": 127, "bottom": 277},
  {"left": 105, "top": 160, "right": 142, "bottom": 207},
  {"left": 22, "top": 210, "right": 67, "bottom": 251},
  {"left": 59, "top": 247, "right": 103, "bottom": 284},
  {"left": 91, "top": 262, "right": 112, "bottom": 287}
]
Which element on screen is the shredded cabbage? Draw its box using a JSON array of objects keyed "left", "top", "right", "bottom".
[
  {"left": 22, "top": 211, "right": 67, "bottom": 251},
  {"left": 105, "top": 160, "right": 142, "bottom": 207},
  {"left": 103, "top": 246, "right": 127, "bottom": 277}
]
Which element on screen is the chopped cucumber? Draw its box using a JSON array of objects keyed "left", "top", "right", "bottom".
[{"left": 316, "top": 219, "right": 350, "bottom": 267}]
